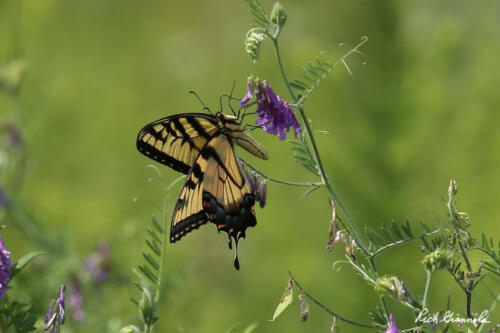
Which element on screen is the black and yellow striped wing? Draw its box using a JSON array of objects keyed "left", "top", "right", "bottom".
[
  {"left": 171, "top": 134, "right": 256, "bottom": 269},
  {"left": 136, "top": 113, "right": 220, "bottom": 174}
]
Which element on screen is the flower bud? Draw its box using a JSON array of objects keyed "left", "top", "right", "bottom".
[
  {"left": 457, "top": 212, "right": 470, "bottom": 226},
  {"left": 271, "top": 2, "right": 287, "bottom": 29},
  {"left": 0, "top": 60, "right": 26, "bottom": 94},
  {"left": 421, "top": 249, "right": 454, "bottom": 272},
  {"left": 299, "top": 294, "right": 310, "bottom": 322},
  {"left": 120, "top": 325, "right": 141, "bottom": 333},
  {"left": 374, "top": 276, "right": 412, "bottom": 304},
  {"left": 330, "top": 316, "right": 338, "bottom": 333},
  {"left": 387, "top": 313, "right": 401, "bottom": 333},
  {"left": 245, "top": 28, "right": 267, "bottom": 62},
  {"left": 448, "top": 179, "right": 458, "bottom": 197}
]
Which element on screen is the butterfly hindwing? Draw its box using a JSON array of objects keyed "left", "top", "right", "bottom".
[
  {"left": 136, "top": 113, "right": 220, "bottom": 174},
  {"left": 170, "top": 134, "right": 256, "bottom": 244},
  {"left": 170, "top": 152, "right": 208, "bottom": 243}
]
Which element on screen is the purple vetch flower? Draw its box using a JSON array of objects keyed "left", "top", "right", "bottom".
[
  {"left": 84, "top": 241, "right": 111, "bottom": 283},
  {"left": 69, "top": 274, "right": 84, "bottom": 322},
  {"left": 0, "top": 235, "right": 13, "bottom": 298},
  {"left": 0, "top": 122, "right": 24, "bottom": 150},
  {"left": 44, "top": 285, "right": 65, "bottom": 333},
  {"left": 240, "top": 162, "right": 267, "bottom": 208},
  {"left": 386, "top": 313, "right": 401, "bottom": 333},
  {"left": 0, "top": 187, "right": 7, "bottom": 210},
  {"left": 240, "top": 78, "right": 301, "bottom": 140}
]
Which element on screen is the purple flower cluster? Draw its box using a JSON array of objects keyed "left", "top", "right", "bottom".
[
  {"left": 44, "top": 285, "right": 65, "bottom": 333},
  {"left": 84, "top": 241, "right": 111, "bottom": 283},
  {"left": 386, "top": 313, "right": 401, "bottom": 333},
  {"left": 240, "top": 78, "right": 301, "bottom": 140},
  {"left": 70, "top": 274, "right": 85, "bottom": 322},
  {"left": 0, "top": 235, "right": 13, "bottom": 299}
]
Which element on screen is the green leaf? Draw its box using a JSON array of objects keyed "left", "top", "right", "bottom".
[
  {"left": 368, "top": 306, "right": 388, "bottom": 327},
  {"left": 302, "top": 185, "right": 322, "bottom": 197},
  {"left": 152, "top": 216, "right": 165, "bottom": 234},
  {"left": 7, "top": 301, "right": 37, "bottom": 333},
  {"left": 380, "top": 223, "right": 395, "bottom": 242},
  {"left": 143, "top": 253, "right": 160, "bottom": 271},
  {"left": 269, "top": 281, "right": 293, "bottom": 322},
  {"left": 391, "top": 222, "right": 404, "bottom": 239},
  {"left": 243, "top": 323, "right": 259, "bottom": 333},
  {"left": 293, "top": 79, "right": 312, "bottom": 90},
  {"left": 483, "top": 261, "right": 500, "bottom": 276},
  {"left": 289, "top": 144, "right": 308, "bottom": 155},
  {"left": 306, "top": 64, "right": 322, "bottom": 78},
  {"left": 301, "top": 70, "right": 317, "bottom": 83},
  {"left": 147, "top": 227, "right": 162, "bottom": 244},
  {"left": 401, "top": 220, "right": 413, "bottom": 237},
  {"left": 138, "top": 264, "right": 158, "bottom": 284},
  {"left": 223, "top": 323, "right": 241, "bottom": 333},
  {"left": 366, "top": 227, "right": 383, "bottom": 247},
  {"left": 10, "top": 252, "right": 45, "bottom": 279},
  {"left": 146, "top": 239, "right": 161, "bottom": 257},
  {"left": 316, "top": 58, "right": 332, "bottom": 70},
  {"left": 290, "top": 82, "right": 307, "bottom": 91},
  {"left": 293, "top": 157, "right": 319, "bottom": 176}
]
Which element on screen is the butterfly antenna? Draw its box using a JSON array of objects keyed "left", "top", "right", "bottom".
[
  {"left": 239, "top": 101, "right": 258, "bottom": 121},
  {"left": 189, "top": 90, "right": 212, "bottom": 115}
]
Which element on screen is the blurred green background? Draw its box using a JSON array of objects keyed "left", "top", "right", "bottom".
[{"left": 0, "top": 0, "right": 499, "bottom": 332}]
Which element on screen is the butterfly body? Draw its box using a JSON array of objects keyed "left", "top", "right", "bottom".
[{"left": 137, "top": 112, "right": 267, "bottom": 269}]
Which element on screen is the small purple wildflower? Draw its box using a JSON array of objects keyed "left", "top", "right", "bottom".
[
  {"left": 0, "top": 122, "right": 24, "bottom": 150},
  {"left": 240, "top": 77, "right": 301, "bottom": 140},
  {"left": 0, "top": 187, "right": 7, "bottom": 210},
  {"left": 44, "top": 285, "right": 65, "bottom": 333},
  {"left": 70, "top": 274, "right": 84, "bottom": 322},
  {"left": 84, "top": 241, "right": 111, "bottom": 283},
  {"left": 240, "top": 162, "right": 267, "bottom": 208},
  {"left": 0, "top": 235, "right": 13, "bottom": 298},
  {"left": 386, "top": 313, "right": 401, "bottom": 333}
]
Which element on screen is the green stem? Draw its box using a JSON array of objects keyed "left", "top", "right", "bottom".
[
  {"left": 271, "top": 37, "right": 368, "bottom": 253},
  {"left": 154, "top": 185, "right": 168, "bottom": 305},
  {"left": 422, "top": 270, "right": 432, "bottom": 309},
  {"left": 458, "top": 241, "right": 473, "bottom": 273},
  {"left": 457, "top": 241, "right": 474, "bottom": 317},
  {"left": 288, "top": 270, "right": 377, "bottom": 328},
  {"left": 272, "top": 39, "right": 297, "bottom": 101},
  {"left": 371, "top": 228, "right": 442, "bottom": 258}
]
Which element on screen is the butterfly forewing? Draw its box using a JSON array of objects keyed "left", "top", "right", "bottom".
[{"left": 136, "top": 114, "right": 220, "bottom": 174}]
